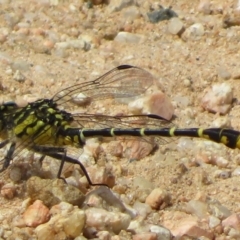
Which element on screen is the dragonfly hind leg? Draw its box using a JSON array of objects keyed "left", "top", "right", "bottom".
[{"left": 31, "top": 145, "right": 108, "bottom": 187}]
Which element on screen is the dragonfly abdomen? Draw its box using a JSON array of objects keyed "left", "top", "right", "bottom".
[{"left": 63, "top": 127, "right": 240, "bottom": 149}]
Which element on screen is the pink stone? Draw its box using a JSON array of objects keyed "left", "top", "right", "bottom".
[
  {"left": 145, "top": 91, "right": 174, "bottom": 120},
  {"left": 23, "top": 200, "right": 50, "bottom": 227},
  {"left": 171, "top": 218, "right": 214, "bottom": 239},
  {"left": 222, "top": 213, "right": 240, "bottom": 230}
]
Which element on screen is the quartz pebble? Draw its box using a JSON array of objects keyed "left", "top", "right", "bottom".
[
  {"left": 182, "top": 23, "right": 205, "bottom": 41},
  {"left": 150, "top": 225, "right": 172, "bottom": 240},
  {"left": 232, "top": 167, "right": 240, "bottom": 176},
  {"left": 168, "top": 18, "right": 184, "bottom": 35},
  {"left": 133, "top": 201, "right": 152, "bottom": 218},
  {"left": 185, "top": 200, "right": 208, "bottom": 219},
  {"left": 85, "top": 207, "right": 131, "bottom": 234},
  {"left": 13, "top": 70, "right": 26, "bottom": 82},
  {"left": 201, "top": 83, "right": 233, "bottom": 114},
  {"left": 209, "top": 215, "right": 221, "bottom": 228},
  {"left": 114, "top": 32, "right": 144, "bottom": 44},
  {"left": 145, "top": 188, "right": 171, "bottom": 210}
]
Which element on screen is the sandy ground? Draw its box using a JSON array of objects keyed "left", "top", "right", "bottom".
[{"left": 1, "top": 0, "right": 240, "bottom": 239}]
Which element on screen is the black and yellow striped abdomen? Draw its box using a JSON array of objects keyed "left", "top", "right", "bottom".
[{"left": 57, "top": 127, "right": 240, "bottom": 150}]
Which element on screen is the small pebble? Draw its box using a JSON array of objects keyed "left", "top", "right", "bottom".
[
  {"left": 217, "top": 66, "right": 231, "bottom": 80},
  {"left": 13, "top": 70, "right": 26, "bottom": 82},
  {"left": 9, "top": 166, "right": 23, "bottom": 182},
  {"left": 23, "top": 200, "right": 50, "bottom": 227},
  {"left": 197, "top": 0, "right": 211, "bottom": 14},
  {"left": 150, "top": 225, "right": 172, "bottom": 240},
  {"left": 222, "top": 213, "right": 240, "bottom": 230},
  {"left": 122, "top": 6, "right": 140, "bottom": 20},
  {"left": 214, "top": 170, "right": 231, "bottom": 179},
  {"left": 86, "top": 166, "right": 115, "bottom": 187},
  {"left": 107, "top": 0, "right": 134, "bottom": 12},
  {"left": 201, "top": 83, "right": 233, "bottom": 114},
  {"left": 168, "top": 18, "right": 184, "bottom": 35},
  {"left": 182, "top": 23, "right": 205, "bottom": 41},
  {"left": 114, "top": 32, "right": 144, "bottom": 44},
  {"left": 124, "top": 139, "right": 155, "bottom": 160},
  {"left": 171, "top": 217, "right": 214, "bottom": 239},
  {"left": 232, "top": 167, "right": 240, "bottom": 176},
  {"left": 184, "top": 200, "right": 208, "bottom": 219},
  {"left": 0, "top": 183, "right": 17, "bottom": 199},
  {"left": 132, "top": 232, "right": 158, "bottom": 240},
  {"left": 209, "top": 215, "right": 221, "bottom": 228},
  {"left": 128, "top": 91, "right": 174, "bottom": 120},
  {"left": 85, "top": 207, "right": 131, "bottom": 234},
  {"left": 209, "top": 202, "right": 232, "bottom": 220},
  {"left": 133, "top": 201, "right": 152, "bottom": 218},
  {"left": 145, "top": 188, "right": 171, "bottom": 210}
]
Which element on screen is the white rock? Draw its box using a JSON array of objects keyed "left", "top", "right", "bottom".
[
  {"left": 85, "top": 207, "right": 131, "bottom": 234},
  {"left": 150, "top": 225, "right": 172, "bottom": 240},
  {"left": 184, "top": 200, "right": 208, "bottom": 219},
  {"left": 68, "top": 39, "right": 86, "bottom": 49},
  {"left": 13, "top": 70, "right": 25, "bottom": 82},
  {"left": 201, "top": 83, "right": 233, "bottom": 114},
  {"left": 214, "top": 156, "right": 229, "bottom": 168},
  {"left": 168, "top": 18, "right": 184, "bottom": 35},
  {"left": 182, "top": 23, "right": 205, "bottom": 41},
  {"left": 133, "top": 201, "right": 152, "bottom": 218},
  {"left": 209, "top": 215, "right": 221, "bottom": 228},
  {"left": 114, "top": 32, "right": 144, "bottom": 44},
  {"left": 232, "top": 167, "right": 240, "bottom": 176}
]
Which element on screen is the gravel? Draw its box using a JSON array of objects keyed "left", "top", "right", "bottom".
[{"left": 1, "top": 0, "right": 240, "bottom": 239}]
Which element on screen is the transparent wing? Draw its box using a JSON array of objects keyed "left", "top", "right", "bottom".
[{"left": 52, "top": 65, "right": 154, "bottom": 107}]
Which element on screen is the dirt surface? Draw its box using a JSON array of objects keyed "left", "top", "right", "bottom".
[{"left": 1, "top": 0, "right": 240, "bottom": 239}]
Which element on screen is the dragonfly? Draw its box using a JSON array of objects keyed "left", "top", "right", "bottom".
[{"left": 0, "top": 65, "right": 239, "bottom": 187}]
